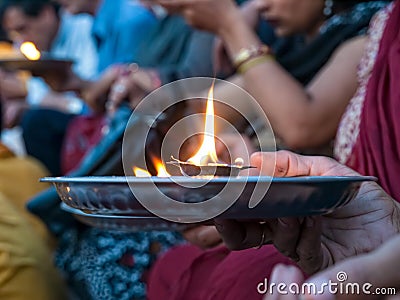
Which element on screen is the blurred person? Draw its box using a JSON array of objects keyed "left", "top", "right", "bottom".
[
  {"left": 109, "top": 0, "right": 388, "bottom": 156},
  {"left": 17, "top": 0, "right": 160, "bottom": 176},
  {"left": 0, "top": 0, "right": 98, "bottom": 175},
  {"left": 0, "top": 0, "right": 97, "bottom": 111},
  {"left": 59, "top": 0, "right": 159, "bottom": 73},
  {"left": 0, "top": 101, "right": 67, "bottom": 300},
  {"left": 157, "top": 0, "right": 390, "bottom": 152}
]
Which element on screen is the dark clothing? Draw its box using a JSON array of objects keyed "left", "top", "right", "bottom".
[
  {"left": 21, "top": 109, "right": 75, "bottom": 176},
  {"left": 274, "top": 1, "right": 391, "bottom": 84},
  {"left": 135, "top": 15, "right": 215, "bottom": 83}
]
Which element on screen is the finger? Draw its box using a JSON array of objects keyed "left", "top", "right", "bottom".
[
  {"left": 250, "top": 151, "right": 358, "bottom": 177},
  {"left": 214, "top": 219, "right": 272, "bottom": 250},
  {"left": 156, "top": 0, "right": 187, "bottom": 13},
  {"left": 307, "top": 235, "right": 400, "bottom": 300},
  {"left": 109, "top": 80, "right": 130, "bottom": 112},
  {"left": 264, "top": 264, "right": 305, "bottom": 300},
  {"left": 197, "top": 226, "right": 223, "bottom": 248},
  {"left": 271, "top": 218, "right": 302, "bottom": 262},
  {"left": 213, "top": 38, "right": 225, "bottom": 72},
  {"left": 295, "top": 216, "right": 324, "bottom": 275},
  {"left": 182, "top": 225, "right": 222, "bottom": 249}
]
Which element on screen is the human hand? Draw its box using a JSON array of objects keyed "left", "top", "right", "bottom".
[
  {"left": 81, "top": 65, "right": 124, "bottom": 113},
  {"left": 240, "top": 0, "right": 263, "bottom": 28},
  {"left": 213, "top": 37, "right": 234, "bottom": 76},
  {"left": 2, "top": 99, "right": 28, "bottom": 128},
  {"left": 107, "top": 67, "right": 160, "bottom": 114},
  {"left": 215, "top": 132, "right": 255, "bottom": 168},
  {"left": 212, "top": 0, "right": 265, "bottom": 75},
  {"left": 214, "top": 151, "right": 400, "bottom": 275},
  {"left": 156, "top": 0, "right": 240, "bottom": 34},
  {"left": 0, "top": 69, "right": 27, "bottom": 99},
  {"left": 182, "top": 225, "right": 223, "bottom": 249},
  {"left": 264, "top": 235, "right": 400, "bottom": 300}
]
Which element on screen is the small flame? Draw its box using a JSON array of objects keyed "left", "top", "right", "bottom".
[
  {"left": 20, "top": 42, "right": 41, "bottom": 60},
  {"left": 187, "top": 82, "right": 219, "bottom": 165},
  {"left": 153, "top": 158, "right": 170, "bottom": 177},
  {"left": 133, "top": 158, "right": 170, "bottom": 177},
  {"left": 133, "top": 167, "right": 151, "bottom": 177}
]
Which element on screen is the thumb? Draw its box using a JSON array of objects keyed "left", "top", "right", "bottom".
[{"left": 306, "top": 235, "right": 400, "bottom": 300}]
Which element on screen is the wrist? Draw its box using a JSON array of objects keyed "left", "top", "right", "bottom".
[
  {"left": 217, "top": 7, "right": 245, "bottom": 40},
  {"left": 218, "top": 12, "right": 264, "bottom": 63}
]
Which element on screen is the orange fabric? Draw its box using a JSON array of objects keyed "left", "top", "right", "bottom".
[
  {"left": 0, "top": 143, "right": 67, "bottom": 299},
  {"left": 0, "top": 143, "right": 54, "bottom": 247}
]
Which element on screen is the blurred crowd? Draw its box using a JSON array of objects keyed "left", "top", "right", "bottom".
[{"left": 0, "top": 0, "right": 399, "bottom": 299}]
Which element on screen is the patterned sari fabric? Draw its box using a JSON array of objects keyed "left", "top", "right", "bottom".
[
  {"left": 335, "top": 1, "right": 400, "bottom": 201},
  {"left": 56, "top": 228, "right": 183, "bottom": 300}
]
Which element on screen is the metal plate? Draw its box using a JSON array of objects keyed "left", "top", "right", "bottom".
[
  {"left": 0, "top": 58, "right": 72, "bottom": 72},
  {"left": 43, "top": 176, "right": 376, "bottom": 221},
  {"left": 60, "top": 203, "right": 189, "bottom": 232}
]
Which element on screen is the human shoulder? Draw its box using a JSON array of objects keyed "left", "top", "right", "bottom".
[
  {"left": 331, "top": 36, "right": 367, "bottom": 62},
  {"left": 61, "top": 11, "right": 94, "bottom": 34}
]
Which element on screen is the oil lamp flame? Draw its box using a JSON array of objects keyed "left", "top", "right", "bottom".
[
  {"left": 153, "top": 158, "right": 170, "bottom": 177},
  {"left": 133, "top": 158, "right": 170, "bottom": 177},
  {"left": 20, "top": 42, "right": 41, "bottom": 60},
  {"left": 133, "top": 167, "right": 151, "bottom": 177},
  {"left": 187, "top": 81, "right": 219, "bottom": 165}
]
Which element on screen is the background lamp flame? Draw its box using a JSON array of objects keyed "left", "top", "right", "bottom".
[{"left": 20, "top": 42, "right": 41, "bottom": 60}]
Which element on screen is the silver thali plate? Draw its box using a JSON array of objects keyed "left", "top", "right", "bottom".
[
  {"left": 60, "top": 203, "right": 189, "bottom": 232},
  {"left": 42, "top": 176, "right": 376, "bottom": 222}
]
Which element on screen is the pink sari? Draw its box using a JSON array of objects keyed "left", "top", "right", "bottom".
[
  {"left": 340, "top": 0, "right": 400, "bottom": 201},
  {"left": 147, "top": 244, "right": 293, "bottom": 300}
]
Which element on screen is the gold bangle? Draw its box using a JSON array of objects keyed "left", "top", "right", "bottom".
[
  {"left": 233, "top": 44, "right": 272, "bottom": 69},
  {"left": 237, "top": 54, "right": 274, "bottom": 74}
]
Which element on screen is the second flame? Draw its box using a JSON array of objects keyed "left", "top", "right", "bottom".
[{"left": 133, "top": 158, "right": 170, "bottom": 177}]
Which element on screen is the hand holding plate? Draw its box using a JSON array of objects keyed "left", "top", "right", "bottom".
[{"left": 215, "top": 151, "right": 400, "bottom": 275}]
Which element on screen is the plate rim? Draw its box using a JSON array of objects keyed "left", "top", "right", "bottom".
[{"left": 41, "top": 175, "right": 377, "bottom": 184}]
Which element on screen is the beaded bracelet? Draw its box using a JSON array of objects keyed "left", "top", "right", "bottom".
[{"left": 233, "top": 44, "right": 273, "bottom": 69}]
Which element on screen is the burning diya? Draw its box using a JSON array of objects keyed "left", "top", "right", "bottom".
[
  {"left": 167, "top": 156, "right": 253, "bottom": 177},
  {"left": 40, "top": 78, "right": 378, "bottom": 229},
  {"left": 164, "top": 81, "right": 254, "bottom": 177},
  {"left": 0, "top": 41, "right": 72, "bottom": 72}
]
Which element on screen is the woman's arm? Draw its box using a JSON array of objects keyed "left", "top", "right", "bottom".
[
  {"left": 158, "top": 0, "right": 365, "bottom": 149},
  {"left": 218, "top": 15, "right": 365, "bottom": 149}
]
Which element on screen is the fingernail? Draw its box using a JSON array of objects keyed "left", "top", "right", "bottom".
[
  {"left": 299, "top": 294, "right": 335, "bottom": 300},
  {"left": 300, "top": 278, "right": 335, "bottom": 300},
  {"left": 306, "top": 217, "right": 315, "bottom": 228}
]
